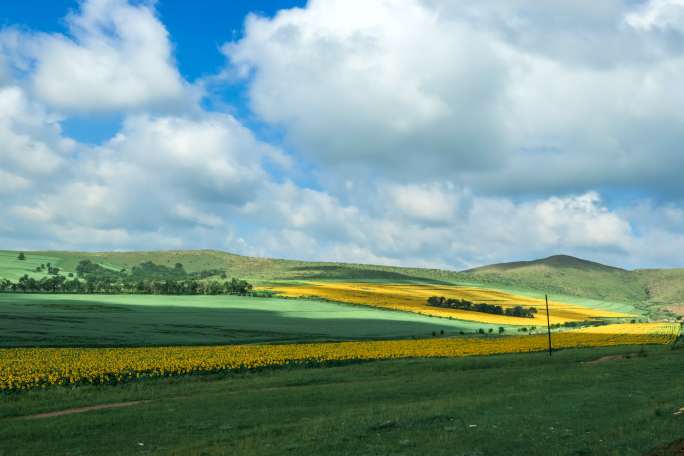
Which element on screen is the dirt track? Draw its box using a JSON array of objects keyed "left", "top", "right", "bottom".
[{"left": 16, "top": 401, "right": 148, "bottom": 420}]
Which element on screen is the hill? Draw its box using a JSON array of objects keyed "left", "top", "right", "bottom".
[
  {"left": 0, "top": 249, "right": 463, "bottom": 284},
  {"left": 1, "top": 250, "right": 683, "bottom": 317},
  {"left": 463, "top": 255, "right": 645, "bottom": 303},
  {"left": 464, "top": 255, "right": 684, "bottom": 318}
]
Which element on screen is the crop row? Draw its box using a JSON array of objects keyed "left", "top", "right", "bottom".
[
  {"left": 264, "top": 282, "right": 632, "bottom": 325},
  {"left": 1, "top": 323, "right": 679, "bottom": 392}
]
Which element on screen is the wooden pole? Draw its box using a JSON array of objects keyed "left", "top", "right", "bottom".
[{"left": 545, "top": 294, "right": 552, "bottom": 356}]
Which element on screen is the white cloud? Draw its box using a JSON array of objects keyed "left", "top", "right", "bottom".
[
  {"left": 225, "top": 0, "right": 684, "bottom": 198},
  {"left": 626, "top": 0, "right": 684, "bottom": 31},
  {"left": 225, "top": 0, "right": 508, "bottom": 177},
  {"left": 0, "top": 170, "right": 30, "bottom": 194},
  {"left": 4, "top": 0, "right": 190, "bottom": 113},
  {"left": 532, "top": 192, "right": 632, "bottom": 247},
  {"left": 174, "top": 204, "right": 223, "bottom": 228},
  {"left": 2, "top": 0, "right": 684, "bottom": 270},
  {"left": 383, "top": 183, "right": 460, "bottom": 223},
  {"left": 0, "top": 85, "right": 74, "bottom": 183}
]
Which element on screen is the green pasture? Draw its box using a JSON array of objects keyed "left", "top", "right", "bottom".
[
  {"left": 0, "top": 294, "right": 495, "bottom": 347},
  {"left": 2, "top": 249, "right": 680, "bottom": 319},
  {"left": 0, "top": 251, "right": 65, "bottom": 281},
  {"left": 1, "top": 345, "right": 683, "bottom": 455}
]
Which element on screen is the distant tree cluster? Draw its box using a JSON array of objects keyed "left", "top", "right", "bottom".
[
  {"left": 0, "top": 259, "right": 255, "bottom": 296},
  {"left": 551, "top": 320, "right": 608, "bottom": 329},
  {"left": 426, "top": 296, "right": 538, "bottom": 318},
  {"left": 34, "top": 262, "right": 60, "bottom": 275}
]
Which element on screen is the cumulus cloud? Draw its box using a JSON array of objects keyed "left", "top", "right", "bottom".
[
  {"left": 1, "top": 0, "right": 190, "bottom": 113},
  {"left": 382, "top": 183, "right": 462, "bottom": 224},
  {"left": 225, "top": 0, "right": 684, "bottom": 199},
  {"left": 0, "top": 85, "right": 75, "bottom": 190},
  {"left": 2, "top": 0, "right": 684, "bottom": 270},
  {"left": 225, "top": 0, "right": 508, "bottom": 177},
  {"left": 231, "top": 183, "right": 649, "bottom": 269},
  {"left": 14, "top": 112, "right": 284, "bottom": 236},
  {"left": 626, "top": 0, "right": 684, "bottom": 31}
]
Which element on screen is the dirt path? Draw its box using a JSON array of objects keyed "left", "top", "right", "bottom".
[
  {"left": 585, "top": 354, "right": 634, "bottom": 364},
  {"left": 16, "top": 400, "right": 149, "bottom": 420}
]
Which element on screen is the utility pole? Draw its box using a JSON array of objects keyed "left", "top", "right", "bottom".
[{"left": 545, "top": 294, "right": 552, "bottom": 356}]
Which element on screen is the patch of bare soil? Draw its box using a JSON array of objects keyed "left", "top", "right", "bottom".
[
  {"left": 16, "top": 400, "right": 149, "bottom": 420},
  {"left": 644, "top": 438, "right": 684, "bottom": 456},
  {"left": 665, "top": 305, "right": 684, "bottom": 317}
]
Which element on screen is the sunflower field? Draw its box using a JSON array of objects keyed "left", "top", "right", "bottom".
[{"left": 1, "top": 322, "right": 679, "bottom": 392}]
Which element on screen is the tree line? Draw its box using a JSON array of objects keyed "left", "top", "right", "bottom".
[
  {"left": 0, "top": 274, "right": 255, "bottom": 295},
  {"left": 426, "top": 296, "right": 538, "bottom": 318},
  {"left": 0, "top": 258, "right": 256, "bottom": 296}
]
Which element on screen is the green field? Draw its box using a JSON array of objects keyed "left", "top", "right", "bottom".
[
  {"left": 3, "top": 250, "right": 683, "bottom": 319},
  {"left": 0, "top": 293, "right": 495, "bottom": 347},
  {"left": 2, "top": 345, "right": 683, "bottom": 455},
  {"left": 0, "top": 251, "right": 67, "bottom": 281},
  {"left": 2, "top": 249, "right": 683, "bottom": 455}
]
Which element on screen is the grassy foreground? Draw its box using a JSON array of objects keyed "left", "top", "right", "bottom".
[{"left": 1, "top": 345, "right": 683, "bottom": 455}]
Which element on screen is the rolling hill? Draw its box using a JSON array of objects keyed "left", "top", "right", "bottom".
[
  {"left": 1, "top": 250, "right": 682, "bottom": 317},
  {"left": 464, "top": 255, "right": 684, "bottom": 318},
  {"left": 463, "top": 254, "right": 646, "bottom": 303}
]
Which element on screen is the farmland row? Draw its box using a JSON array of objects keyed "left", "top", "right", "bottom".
[
  {"left": 264, "top": 282, "right": 634, "bottom": 325},
  {"left": 1, "top": 323, "right": 678, "bottom": 392}
]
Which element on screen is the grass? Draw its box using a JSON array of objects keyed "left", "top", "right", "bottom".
[
  {"left": 466, "top": 255, "right": 648, "bottom": 304},
  {"left": 1, "top": 249, "right": 680, "bottom": 320},
  {"left": 0, "top": 293, "right": 494, "bottom": 347},
  {"left": 0, "top": 251, "right": 64, "bottom": 281},
  {"left": 1, "top": 345, "right": 683, "bottom": 455}
]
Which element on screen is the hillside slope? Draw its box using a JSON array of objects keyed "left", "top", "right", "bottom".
[
  {"left": 1, "top": 250, "right": 682, "bottom": 316},
  {"left": 465, "top": 255, "right": 683, "bottom": 317},
  {"left": 0, "top": 250, "right": 462, "bottom": 283},
  {"left": 463, "top": 255, "right": 646, "bottom": 303}
]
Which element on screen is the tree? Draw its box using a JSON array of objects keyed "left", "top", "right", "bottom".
[
  {"left": 17, "top": 252, "right": 26, "bottom": 261},
  {"left": 498, "top": 327, "right": 505, "bottom": 334}
]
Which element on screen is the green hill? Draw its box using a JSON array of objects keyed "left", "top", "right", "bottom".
[
  {"left": 464, "top": 255, "right": 684, "bottom": 318},
  {"left": 463, "top": 255, "right": 645, "bottom": 303},
  {"left": 1, "top": 250, "right": 683, "bottom": 317},
  {"left": 0, "top": 249, "right": 464, "bottom": 284}
]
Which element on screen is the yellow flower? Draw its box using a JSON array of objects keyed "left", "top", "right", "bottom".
[{"left": 0, "top": 323, "right": 678, "bottom": 392}]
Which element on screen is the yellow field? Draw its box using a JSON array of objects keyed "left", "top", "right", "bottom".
[
  {"left": 263, "top": 282, "right": 632, "bottom": 325},
  {"left": 1, "top": 323, "right": 678, "bottom": 392},
  {"left": 572, "top": 323, "right": 680, "bottom": 335}
]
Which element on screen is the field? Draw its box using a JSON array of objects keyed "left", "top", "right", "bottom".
[
  {"left": 2, "top": 249, "right": 683, "bottom": 454},
  {"left": 0, "top": 252, "right": 67, "bottom": 281},
  {"left": 264, "top": 282, "right": 635, "bottom": 325},
  {"left": 0, "top": 294, "right": 490, "bottom": 347},
  {"left": 1, "top": 323, "right": 678, "bottom": 392},
  {"left": 2, "top": 345, "right": 684, "bottom": 455},
  {"left": 3, "top": 249, "right": 682, "bottom": 319}
]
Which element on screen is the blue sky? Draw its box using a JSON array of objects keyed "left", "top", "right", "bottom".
[{"left": 1, "top": 0, "right": 684, "bottom": 269}]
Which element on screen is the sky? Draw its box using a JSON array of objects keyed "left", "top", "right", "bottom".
[{"left": 2, "top": 0, "right": 684, "bottom": 270}]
